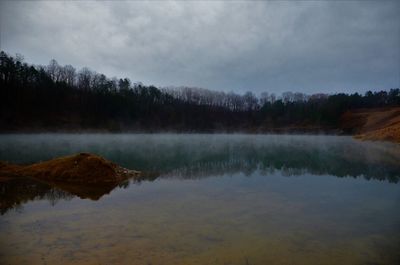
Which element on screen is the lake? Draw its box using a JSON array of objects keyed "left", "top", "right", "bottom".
[{"left": 0, "top": 134, "right": 399, "bottom": 265}]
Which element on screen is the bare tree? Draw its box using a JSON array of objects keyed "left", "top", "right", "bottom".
[
  {"left": 63, "top": 65, "right": 76, "bottom": 86},
  {"left": 282, "top": 91, "right": 295, "bottom": 104},
  {"left": 47, "top": 59, "right": 60, "bottom": 82},
  {"left": 260, "top": 92, "right": 269, "bottom": 106},
  {"left": 77, "top": 67, "right": 92, "bottom": 91},
  {"left": 243, "top": 91, "right": 258, "bottom": 110}
]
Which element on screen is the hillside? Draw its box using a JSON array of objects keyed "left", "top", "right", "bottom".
[
  {"left": 341, "top": 107, "right": 400, "bottom": 143},
  {"left": 1, "top": 51, "right": 400, "bottom": 134}
]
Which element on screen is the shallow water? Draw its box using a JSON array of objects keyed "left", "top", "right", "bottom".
[{"left": 0, "top": 134, "right": 399, "bottom": 265}]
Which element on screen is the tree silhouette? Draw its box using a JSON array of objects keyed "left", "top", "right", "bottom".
[{"left": 0, "top": 50, "right": 399, "bottom": 132}]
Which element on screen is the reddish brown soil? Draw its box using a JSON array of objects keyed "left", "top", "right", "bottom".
[
  {"left": 0, "top": 153, "right": 141, "bottom": 183},
  {"left": 341, "top": 107, "right": 400, "bottom": 143}
]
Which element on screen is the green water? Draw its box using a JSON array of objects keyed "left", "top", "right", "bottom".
[{"left": 0, "top": 134, "right": 399, "bottom": 265}]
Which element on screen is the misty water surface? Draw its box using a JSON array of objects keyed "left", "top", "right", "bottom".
[{"left": 0, "top": 134, "right": 399, "bottom": 265}]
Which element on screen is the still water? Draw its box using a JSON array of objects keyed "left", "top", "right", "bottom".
[{"left": 0, "top": 134, "right": 399, "bottom": 265}]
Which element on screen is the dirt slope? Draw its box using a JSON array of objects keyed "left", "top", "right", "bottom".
[{"left": 341, "top": 107, "right": 400, "bottom": 143}]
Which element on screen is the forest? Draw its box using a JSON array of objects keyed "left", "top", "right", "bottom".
[{"left": 1, "top": 51, "right": 399, "bottom": 132}]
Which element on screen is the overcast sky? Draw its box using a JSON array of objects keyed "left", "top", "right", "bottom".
[{"left": 1, "top": 1, "right": 399, "bottom": 95}]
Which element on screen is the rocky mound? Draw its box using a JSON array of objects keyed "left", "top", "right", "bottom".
[{"left": 0, "top": 153, "right": 141, "bottom": 184}]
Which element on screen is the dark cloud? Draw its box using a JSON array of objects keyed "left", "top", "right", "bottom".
[{"left": 1, "top": 1, "right": 399, "bottom": 94}]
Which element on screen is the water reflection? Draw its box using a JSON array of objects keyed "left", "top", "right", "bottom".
[
  {"left": 0, "top": 134, "right": 399, "bottom": 214},
  {"left": 0, "top": 178, "right": 73, "bottom": 215},
  {"left": 1, "top": 135, "right": 400, "bottom": 265},
  {"left": 0, "top": 177, "right": 140, "bottom": 214}
]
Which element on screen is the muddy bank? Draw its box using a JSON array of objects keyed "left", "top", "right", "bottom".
[{"left": 0, "top": 153, "right": 141, "bottom": 184}]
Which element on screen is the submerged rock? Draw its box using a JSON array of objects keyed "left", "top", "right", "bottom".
[{"left": 0, "top": 153, "right": 141, "bottom": 184}]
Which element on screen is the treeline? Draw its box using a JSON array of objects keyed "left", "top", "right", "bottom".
[{"left": 1, "top": 51, "right": 399, "bottom": 132}]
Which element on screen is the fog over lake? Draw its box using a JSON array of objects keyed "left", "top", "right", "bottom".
[{"left": 0, "top": 134, "right": 399, "bottom": 265}]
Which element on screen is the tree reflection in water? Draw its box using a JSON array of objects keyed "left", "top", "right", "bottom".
[{"left": 1, "top": 135, "right": 399, "bottom": 215}]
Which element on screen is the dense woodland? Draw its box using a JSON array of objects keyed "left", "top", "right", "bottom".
[{"left": 1, "top": 51, "right": 399, "bottom": 132}]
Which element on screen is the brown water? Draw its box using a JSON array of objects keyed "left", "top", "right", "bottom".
[{"left": 0, "top": 134, "right": 399, "bottom": 265}]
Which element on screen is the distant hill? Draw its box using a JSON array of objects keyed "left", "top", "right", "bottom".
[{"left": 1, "top": 50, "right": 400, "bottom": 142}]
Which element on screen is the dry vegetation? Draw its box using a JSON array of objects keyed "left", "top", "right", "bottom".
[
  {"left": 341, "top": 107, "right": 400, "bottom": 143},
  {"left": 0, "top": 153, "right": 141, "bottom": 183}
]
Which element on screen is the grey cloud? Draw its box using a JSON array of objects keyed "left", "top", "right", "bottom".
[{"left": 1, "top": 0, "right": 399, "bottom": 95}]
